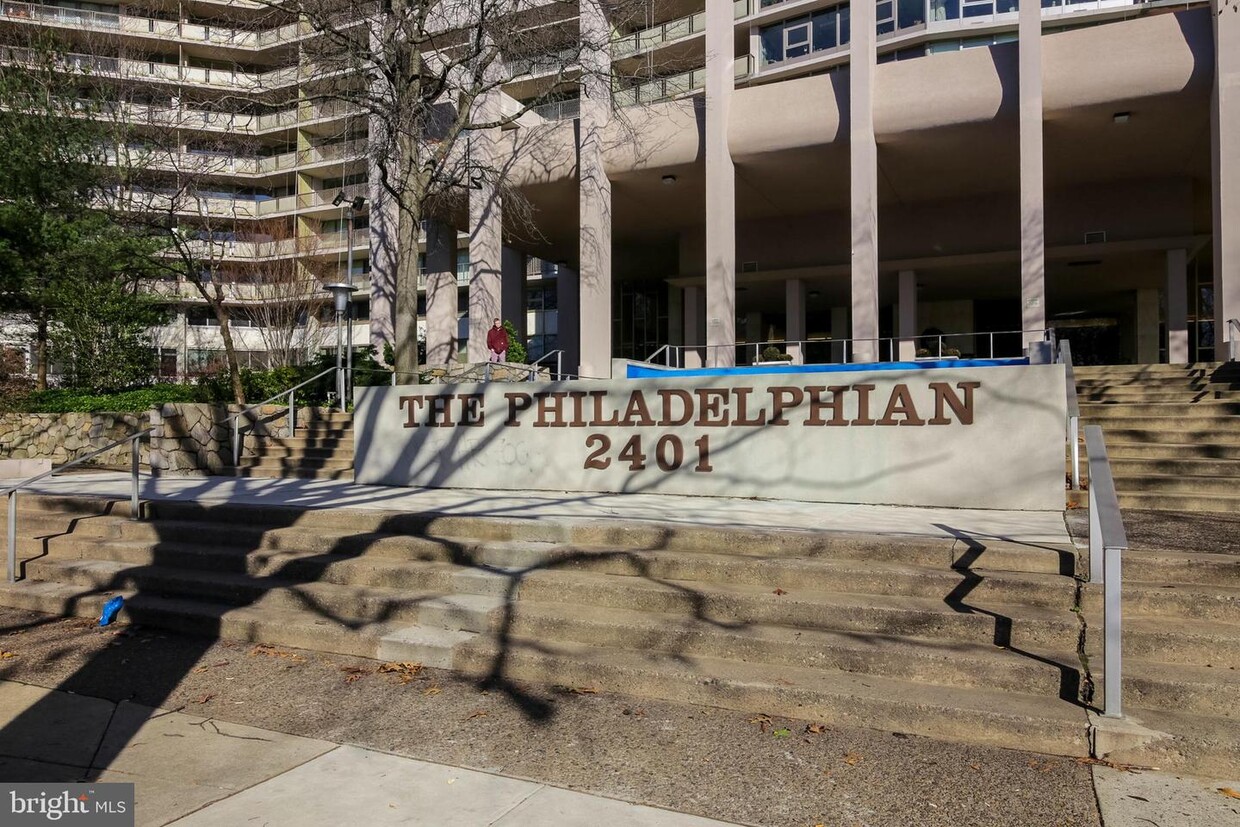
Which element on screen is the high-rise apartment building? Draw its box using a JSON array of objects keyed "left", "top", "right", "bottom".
[{"left": 2, "top": 0, "right": 1236, "bottom": 378}]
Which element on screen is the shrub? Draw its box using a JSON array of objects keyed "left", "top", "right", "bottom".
[
  {"left": 6, "top": 384, "right": 208, "bottom": 413},
  {"left": 503, "top": 320, "right": 527, "bottom": 364},
  {"left": 760, "top": 346, "right": 793, "bottom": 362}
]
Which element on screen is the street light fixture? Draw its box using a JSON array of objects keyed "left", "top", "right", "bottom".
[
  {"left": 332, "top": 193, "right": 367, "bottom": 404},
  {"left": 324, "top": 282, "right": 358, "bottom": 411}
]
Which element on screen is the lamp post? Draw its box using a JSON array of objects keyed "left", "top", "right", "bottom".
[
  {"left": 324, "top": 283, "right": 358, "bottom": 411},
  {"left": 332, "top": 192, "right": 367, "bottom": 404}
]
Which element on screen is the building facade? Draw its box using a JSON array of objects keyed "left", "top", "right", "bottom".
[{"left": 2, "top": 0, "right": 1236, "bottom": 379}]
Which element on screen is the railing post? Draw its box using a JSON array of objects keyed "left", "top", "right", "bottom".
[
  {"left": 1088, "top": 483, "right": 1102, "bottom": 584},
  {"left": 484, "top": 362, "right": 492, "bottom": 382},
  {"left": 1103, "top": 543, "right": 1123, "bottom": 718},
  {"left": 232, "top": 416, "right": 241, "bottom": 467},
  {"left": 391, "top": 370, "right": 397, "bottom": 386},
  {"left": 7, "top": 490, "right": 15, "bottom": 584},
  {"left": 288, "top": 390, "right": 296, "bottom": 437},
  {"left": 130, "top": 436, "right": 140, "bottom": 521},
  {"left": 338, "top": 367, "right": 346, "bottom": 412},
  {"left": 1069, "top": 415, "right": 1081, "bottom": 491},
  {"left": 556, "top": 351, "right": 562, "bottom": 381}
]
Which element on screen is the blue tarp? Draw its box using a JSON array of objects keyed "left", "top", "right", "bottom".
[{"left": 625, "top": 358, "right": 1030, "bottom": 379}]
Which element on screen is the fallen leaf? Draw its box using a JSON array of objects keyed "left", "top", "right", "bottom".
[
  {"left": 192, "top": 666, "right": 208, "bottom": 673},
  {"left": 1219, "top": 788, "right": 1240, "bottom": 800},
  {"left": 1073, "top": 757, "right": 1155, "bottom": 772},
  {"left": 344, "top": 674, "right": 362, "bottom": 684},
  {"left": 805, "top": 724, "right": 828, "bottom": 735},
  {"left": 249, "top": 644, "right": 305, "bottom": 663},
  {"left": 773, "top": 728, "right": 792, "bottom": 738},
  {"left": 195, "top": 693, "right": 215, "bottom": 704},
  {"left": 749, "top": 714, "right": 773, "bottom": 733},
  {"left": 379, "top": 661, "right": 423, "bottom": 676},
  {"left": 969, "top": 764, "right": 981, "bottom": 772},
  {"left": 843, "top": 752, "right": 863, "bottom": 766},
  {"left": 569, "top": 686, "right": 600, "bottom": 695},
  {"left": 464, "top": 709, "right": 489, "bottom": 721},
  {"left": 773, "top": 588, "right": 787, "bottom": 596},
  {"left": 0, "top": 651, "right": 16, "bottom": 659},
  {"left": 423, "top": 684, "right": 442, "bottom": 696}
]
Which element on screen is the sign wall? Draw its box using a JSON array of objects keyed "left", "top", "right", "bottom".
[{"left": 353, "top": 364, "right": 1067, "bottom": 510}]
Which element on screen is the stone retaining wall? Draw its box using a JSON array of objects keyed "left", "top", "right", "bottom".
[{"left": 0, "top": 403, "right": 323, "bottom": 476}]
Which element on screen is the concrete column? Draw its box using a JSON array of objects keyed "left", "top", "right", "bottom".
[
  {"left": 684, "top": 285, "right": 705, "bottom": 368},
  {"left": 424, "top": 220, "right": 458, "bottom": 365},
  {"left": 1135, "top": 288, "right": 1160, "bottom": 365},
  {"left": 705, "top": 0, "right": 736, "bottom": 367},
  {"left": 786, "top": 278, "right": 807, "bottom": 364},
  {"left": 577, "top": 0, "right": 613, "bottom": 379},
  {"left": 1019, "top": 0, "right": 1046, "bottom": 348},
  {"left": 830, "top": 306, "right": 848, "bottom": 363},
  {"left": 1167, "top": 248, "right": 1189, "bottom": 365},
  {"left": 1214, "top": 0, "right": 1240, "bottom": 358},
  {"left": 466, "top": 126, "right": 500, "bottom": 362},
  {"left": 501, "top": 246, "right": 525, "bottom": 341},
  {"left": 849, "top": 0, "right": 879, "bottom": 363},
  {"left": 557, "top": 266, "right": 581, "bottom": 377},
  {"left": 367, "top": 141, "right": 397, "bottom": 357},
  {"left": 897, "top": 270, "right": 917, "bottom": 361}
]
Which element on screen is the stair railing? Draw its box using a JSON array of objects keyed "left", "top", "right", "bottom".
[
  {"left": 1084, "top": 425, "right": 1129, "bottom": 718},
  {"left": 1229, "top": 318, "right": 1239, "bottom": 362},
  {"left": 3, "top": 427, "right": 153, "bottom": 584},
  {"left": 226, "top": 367, "right": 339, "bottom": 468},
  {"left": 527, "top": 349, "right": 564, "bottom": 381},
  {"left": 1058, "top": 340, "right": 1082, "bottom": 490}
]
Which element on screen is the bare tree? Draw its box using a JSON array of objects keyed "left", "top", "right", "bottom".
[
  {"left": 242, "top": 219, "right": 330, "bottom": 369},
  {"left": 264, "top": 0, "right": 629, "bottom": 374}
]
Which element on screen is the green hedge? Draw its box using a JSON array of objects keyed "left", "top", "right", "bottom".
[{"left": 5, "top": 384, "right": 210, "bottom": 413}]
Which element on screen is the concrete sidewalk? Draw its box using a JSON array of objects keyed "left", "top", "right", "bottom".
[
  {"left": 0, "top": 679, "right": 739, "bottom": 827},
  {"left": 0, "top": 470, "right": 1073, "bottom": 546}
]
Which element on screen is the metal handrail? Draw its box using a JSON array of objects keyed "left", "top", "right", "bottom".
[
  {"left": 5, "top": 427, "right": 154, "bottom": 583},
  {"left": 1229, "top": 318, "right": 1239, "bottom": 362},
  {"left": 1059, "top": 340, "right": 1082, "bottom": 490},
  {"left": 225, "top": 367, "right": 339, "bottom": 467},
  {"left": 527, "top": 349, "right": 564, "bottom": 381},
  {"left": 1084, "top": 424, "right": 1128, "bottom": 719}
]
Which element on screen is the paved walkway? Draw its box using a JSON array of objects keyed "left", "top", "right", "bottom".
[
  {"left": 0, "top": 471, "right": 1073, "bottom": 546},
  {"left": 0, "top": 680, "right": 738, "bottom": 827}
]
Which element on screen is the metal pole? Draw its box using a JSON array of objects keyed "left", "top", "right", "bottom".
[
  {"left": 232, "top": 417, "right": 240, "bottom": 467},
  {"left": 288, "top": 390, "right": 296, "bottom": 438},
  {"left": 345, "top": 208, "right": 354, "bottom": 407},
  {"left": 1088, "top": 484, "right": 1102, "bottom": 584},
  {"left": 1103, "top": 543, "right": 1123, "bottom": 717},
  {"left": 556, "top": 350, "right": 562, "bottom": 381},
  {"left": 7, "top": 490, "right": 15, "bottom": 584},
  {"left": 335, "top": 312, "right": 345, "bottom": 412},
  {"left": 1069, "top": 415, "right": 1081, "bottom": 490},
  {"left": 130, "top": 437, "right": 140, "bottom": 521}
]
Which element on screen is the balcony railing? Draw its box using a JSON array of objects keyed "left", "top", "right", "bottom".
[
  {"left": 0, "top": 0, "right": 304, "bottom": 49},
  {"left": 315, "top": 228, "right": 370, "bottom": 252},
  {"left": 296, "top": 184, "right": 368, "bottom": 211},
  {"left": 531, "top": 98, "right": 580, "bottom": 121},
  {"left": 613, "top": 67, "right": 706, "bottom": 108},
  {"left": 503, "top": 46, "right": 578, "bottom": 79},
  {"left": 612, "top": 11, "right": 706, "bottom": 60}
]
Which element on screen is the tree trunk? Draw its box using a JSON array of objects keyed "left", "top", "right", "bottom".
[
  {"left": 35, "top": 315, "right": 48, "bottom": 391},
  {"left": 214, "top": 307, "right": 246, "bottom": 404},
  {"left": 393, "top": 137, "right": 423, "bottom": 377}
]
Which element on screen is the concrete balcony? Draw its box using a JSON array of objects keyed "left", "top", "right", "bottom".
[
  {"left": 613, "top": 67, "right": 707, "bottom": 108},
  {"left": 612, "top": 10, "right": 706, "bottom": 60},
  {"left": 314, "top": 229, "right": 370, "bottom": 254},
  {"left": 296, "top": 184, "right": 369, "bottom": 212},
  {"left": 531, "top": 98, "right": 580, "bottom": 121},
  {"left": 0, "top": 0, "right": 306, "bottom": 51}
]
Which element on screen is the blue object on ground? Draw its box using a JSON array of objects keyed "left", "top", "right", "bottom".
[{"left": 99, "top": 595, "right": 125, "bottom": 626}]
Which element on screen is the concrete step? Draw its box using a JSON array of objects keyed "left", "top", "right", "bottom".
[
  {"left": 0, "top": 578, "right": 1090, "bottom": 758},
  {"left": 15, "top": 529, "right": 1079, "bottom": 612},
  {"left": 1103, "top": 443, "right": 1240, "bottom": 461},
  {"left": 237, "top": 456, "right": 355, "bottom": 471},
  {"left": 244, "top": 445, "right": 354, "bottom": 460},
  {"left": 1077, "top": 390, "right": 1240, "bottom": 403},
  {"left": 1108, "top": 458, "right": 1240, "bottom": 477},
  {"left": 3, "top": 495, "right": 1077, "bottom": 574},
  {"left": 452, "top": 636, "right": 1090, "bottom": 757},
  {"left": 220, "top": 467, "right": 355, "bottom": 481},
  {"left": 1090, "top": 706, "right": 1240, "bottom": 779},
  {"left": 1078, "top": 401, "right": 1240, "bottom": 418},
  {"left": 1120, "top": 615, "right": 1240, "bottom": 666},
  {"left": 1110, "top": 474, "right": 1240, "bottom": 496},
  {"left": 1121, "top": 548, "right": 1240, "bottom": 588},
  {"left": 1088, "top": 428, "right": 1240, "bottom": 445},
  {"left": 250, "top": 436, "right": 354, "bottom": 451},
  {"left": 1082, "top": 580, "right": 1240, "bottom": 623},
  {"left": 1122, "top": 660, "right": 1240, "bottom": 718},
  {"left": 1116, "top": 492, "right": 1240, "bottom": 513},
  {"left": 502, "top": 601, "right": 1081, "bottom": 698}
]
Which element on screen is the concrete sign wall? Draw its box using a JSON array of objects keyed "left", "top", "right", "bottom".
[{"left": 353, "top": 364, "right": 1067, "bottom": 510}]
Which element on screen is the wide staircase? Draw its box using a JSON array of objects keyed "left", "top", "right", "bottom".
[
  {"left": 0, "top": 494, "right": 1234, "bottom": 775},
  {"left": 227, "top": 409, "right": 354, "bottom": 481},
  {"left": 1073, "top": 362, "right": 1240, "bottom": 513}
]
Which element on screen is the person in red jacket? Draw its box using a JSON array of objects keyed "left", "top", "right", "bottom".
[{"left": 486, "top": 318, "right": 508, "bottom": 362}]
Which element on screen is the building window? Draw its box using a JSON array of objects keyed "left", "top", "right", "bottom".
[{"left": 759, "top": 3, "right": 850, "bottom": 67}]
